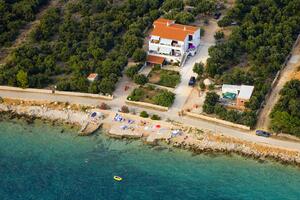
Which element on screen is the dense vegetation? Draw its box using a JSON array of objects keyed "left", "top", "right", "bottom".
[
  {"left": 0, "top": 0, "right": 163, "bottom": 94},
  {"left": 202, "top": 0, "right": 300, "bottom": 126},
  {"left": 270, "top": 80, "right": 300, "bottom": 136},
  {"left": 162, "top": 0, "right": 221, "bottom": 24},
  {"left": 0, "top": 0, "right": 49, "bottom": 47}
]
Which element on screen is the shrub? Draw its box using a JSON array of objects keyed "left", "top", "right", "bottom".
[
  {"left": 151, "top": 114, "right": 161, "bottom": 120},
  {"left": 153, "top": 64, "right": 161, "bottom": 71},
  {"left": 16, "top": 70, "right": 29, "bottom": 88},
  {"left": 214, "top": 31, "right": 225, "bottom": 41},
  {"left": 99, "top": 103, "right": 110, "bottom": 110},
  {"left": 127, "top": 88, "right": 145, "bottom": 101},
  {"left": 199, "top": 81, "right": 206, "bottom": 91},
  {"left": 121, "top": 105, "right": 129, "bottom": 113},
  {"left": 152, "top": 90, "right": 175, "bottom": 107},
  {"left": 200, "top": 27, "right": 205, "bottom": 37},
  {"left": 193, "top": 62, "right": 204, "bottom": 76},
  {"left": 145, "top": 84, "right": 155, "bottom": 90},
  {"left": 133, "top": 74, "right": 148, "bottom": 85},
  {"left": 208, "top": 84, "right": 215, "bottom": 91},
  {"left": 140, "top": 111, "right": 149, "bottom": 118},
  {"left": 132, "top": 49, "right": 147, "bottom": 62},
  {"left": 125, "top": 64, "right": 141, "bottom": 79}
]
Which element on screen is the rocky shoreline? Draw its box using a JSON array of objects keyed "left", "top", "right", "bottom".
[{"left": 0, "top": 98, "right": 300, "bottom": 167}]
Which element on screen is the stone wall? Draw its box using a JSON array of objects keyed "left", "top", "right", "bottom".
[
  {"left": 0, "top": 86, "right": 113, "bottom": 100},
  {"left": 125, "top": 99, "right": 168, "bottom": 111},
  {"left": 186, "top": 111, "right": 251, "bottom": 131}
]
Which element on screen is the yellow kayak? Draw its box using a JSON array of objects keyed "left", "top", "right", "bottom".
[{"left": 114, "top": 176, "right": 122, "bottom": 181}]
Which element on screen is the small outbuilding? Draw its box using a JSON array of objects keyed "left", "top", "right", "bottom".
[
  {"left": 221, "top": 84, "right": 254, "bottom": 107},
  {"left": 146, "top": 55, "right": 165, "bottom": 67},
  {"left": 87, "top": 73, "right": 98, "bottom": 82}
]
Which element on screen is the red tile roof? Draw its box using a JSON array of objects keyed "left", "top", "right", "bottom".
[
  {"left": 147, "top": 55, "right": 165, "bottom": 65},
  {"left": 151, "top": 18, "right": 199, "bottom": 41}
]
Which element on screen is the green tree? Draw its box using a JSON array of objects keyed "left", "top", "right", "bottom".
[
  {"left": 152, "top": 90, "right": 175, "bottom": 107},
  {"left": 16, "top": 70, "right": 28, "bottom": 88},
  {"left": 133, "top": 74, "right": 148, "bottom": 85},
  {"left": 99, "top": 78, "right": 115, "bottom": 94},
  {"left": 193, "top": 62, "right": 204, "bottom": 76},
  {"left": 214, "top": 31, "right": 225, "bottom": 41},
  {"left": 203, "top": 92, "right": 219, "bottom": 114},
  {"left": 132, "top": 49, "right": 147, "bottom": 62}
]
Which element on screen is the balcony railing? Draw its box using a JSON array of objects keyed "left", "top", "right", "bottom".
[
  {"left": 148, "top": 50, "right": 182, "bottom": 58},
  {"left": 150, "top": 40, "right": 182, "bottom": 48}
]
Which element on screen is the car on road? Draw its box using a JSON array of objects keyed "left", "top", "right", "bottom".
[
  {"left": 188, "top": 76, "right": 196, "bottom": 86},
  {"left": 255, "top": 130, "right": 271, "bottom": 137}
]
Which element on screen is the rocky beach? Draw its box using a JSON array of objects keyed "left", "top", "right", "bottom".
[{"left": 0, "top": 98, "right": 300, "bottom": 167}]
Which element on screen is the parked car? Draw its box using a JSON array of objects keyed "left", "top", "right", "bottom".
[
  {"left": 214, "top": 12, "right": 221, "bottom": 19},
  {"left": 255, "top": 130, "right": 271, "bottom": 137},
  {"left": 188, "top": 76, "right": 196, "bottom": 86},
  {"left": 231, "top": 21, "right": 238, "bottom": 26}
]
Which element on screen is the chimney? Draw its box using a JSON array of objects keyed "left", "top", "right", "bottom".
[
  {"left": 167, "top": 22, "right": 170, "bottom": 26},
  {"left": 184, "top": 26, "right": 186, "bottom": 31}
]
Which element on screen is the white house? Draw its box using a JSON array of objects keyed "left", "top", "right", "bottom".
[{"left": 147, "top": 18, "right": 201, "bottom": 65}]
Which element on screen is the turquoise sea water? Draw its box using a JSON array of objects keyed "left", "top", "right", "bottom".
[{"left": 0, "top": 119, "right": 300, "bottom": 200}]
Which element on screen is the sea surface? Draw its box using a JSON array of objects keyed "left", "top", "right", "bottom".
[{"left": 0, "top": 119, "right": 300, "bottom": 200}]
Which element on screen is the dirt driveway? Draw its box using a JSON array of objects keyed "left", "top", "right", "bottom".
[{"left": 256, "top": 35, "right": 300, "bottom": 130}]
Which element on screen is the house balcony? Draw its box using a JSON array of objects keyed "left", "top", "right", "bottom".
[
  {"left": 148, "top": 50, "right": 183, "bottom": 63},
  {"left": 148, "top": 49, "right": 182, "bottom": 58},
  {"left": 150, "top": 39, "right": 182, "bottom": 49}
]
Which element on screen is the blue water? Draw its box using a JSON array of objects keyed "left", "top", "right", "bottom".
[{"left": 0, "top": 119, "right": 300, "bottom": 200}]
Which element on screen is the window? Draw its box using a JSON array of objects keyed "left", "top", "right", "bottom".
[{"left": 188, "top": 35, "right": 193, "bottom": 41}]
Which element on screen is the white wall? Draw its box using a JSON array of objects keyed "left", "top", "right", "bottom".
[{"left": 193, "top": 29, "right": 201, "bottom": 47}]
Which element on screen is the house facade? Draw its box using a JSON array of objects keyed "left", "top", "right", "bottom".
[{"left": 147, "top": 18, "right": 201, "bottom": 65}]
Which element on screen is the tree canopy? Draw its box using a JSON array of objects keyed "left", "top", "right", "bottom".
[
  {"left": 0, "top": 0, "right": 49, "bottom": 46},
  {"left": 270, "top": 80, "right": 300, "bottom": 136},
  {"left": 0, "top": 0, "right": 163, "bottom": 94}
]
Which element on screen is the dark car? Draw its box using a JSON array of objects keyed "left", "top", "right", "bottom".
[
  {"left": 214, "top": 12, "right": 221, "bottom": 19},
  {"left": 255, "top": 130, "right": 271, "bottom": 137},
  {"left": 188, "top": 76, "right": 196, "bottom": 86}
]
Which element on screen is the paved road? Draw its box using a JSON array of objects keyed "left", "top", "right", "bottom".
[
  {"left": 170, "top": 44, "right": 209, "bottom": 113},
  {"left": 169, "top": 20, "right": 218, "bottom": 114}
]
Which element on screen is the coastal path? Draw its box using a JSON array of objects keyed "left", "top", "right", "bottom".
[{"left": 1, "top": 88, "right": 300, "bottom": 152}]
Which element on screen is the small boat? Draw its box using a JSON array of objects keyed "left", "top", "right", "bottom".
[{"left": 114, "top": 176, "right": 122, "bottom": 181}]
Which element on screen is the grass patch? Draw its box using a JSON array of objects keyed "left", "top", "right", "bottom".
[
  {"left": 148, "top": 68, "right": 180, "bottom": 88},
  {"left": 127, "top": 85, "right": 175, "bottom": 107}
]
